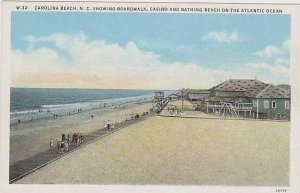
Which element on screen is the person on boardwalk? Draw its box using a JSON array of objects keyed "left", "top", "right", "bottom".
[
  {"left": 104, "top": 121, "right": 108, "bottom": 130},
  {"left": 57, "top": 140, "right": 61, "bottom": 152},
  {"left": 111, "top": 123, "right": 115, "bottom": 130},
  {"left": 62, "top": 133, "right": 66, "bottom": 141},
  {"left": 49, "top": 139, "right": 53, "bottom": 148},
  {"left": 60, "top": 141, "right": 64, "bottom": 153},
  {"left": 79, "top": 133, "right": 83, "bottom": 144},
  {"left": 72, "top": 133, "right": 76, "bottom": 145},
  {"left": 107, "top": 120, "right": 113, "bottom": 130},
  {"left": 67, "top": 134, "right": 71, "bottom": 145},
  {"left": 73, "top": 133, "right": 77, "bottom": 146},
  {"left": 104, "top": 121, "right": 109, "bottom": 130},
  {"left": 64, "top": 140, "right": 69, "bottom": 151},
  {"left": 75, "top": 133, "right": 79, "bottom": 145}
]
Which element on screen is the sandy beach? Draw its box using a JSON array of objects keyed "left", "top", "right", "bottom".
[
  {"left": 10, "top": 101, "right": 155, "bottom": 164},
  {"left": 15, "top": 105, "right": 290, "bottom": 185}
]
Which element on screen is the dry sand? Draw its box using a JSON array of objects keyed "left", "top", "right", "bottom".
[
  {"left": 16, "top": 115, "right": 290, "bottom": 186},
  {"left": 10, "top": 101, "right": 155, "bottom": 164}
]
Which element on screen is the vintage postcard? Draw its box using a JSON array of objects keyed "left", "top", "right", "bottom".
[{"left": 1, "top": 1, "right": 300, "bottom": 193}]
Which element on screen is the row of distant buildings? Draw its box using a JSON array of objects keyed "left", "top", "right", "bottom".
[{"left": 155, "top": 79, "right": 291, "bottom": 120}]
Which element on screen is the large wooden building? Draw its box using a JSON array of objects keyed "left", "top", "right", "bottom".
[{"left": 205, "top": 79, "right": 290, "bottom": 120}]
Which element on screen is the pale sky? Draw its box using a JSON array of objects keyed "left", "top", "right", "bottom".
[{"left": 11, "top": 12, "right": 290, "bottom": 89}]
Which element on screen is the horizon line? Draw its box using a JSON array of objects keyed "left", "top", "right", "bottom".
[{"left": 10, "top": 86, "right": 179, "bottom": 91}]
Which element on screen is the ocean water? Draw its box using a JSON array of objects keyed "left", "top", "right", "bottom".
[
  {"left": 11, "top": 88, "right": 158, "bottom": 111},
  {"left": 10, "top": 87, "right": 170, "bottom": 123}
]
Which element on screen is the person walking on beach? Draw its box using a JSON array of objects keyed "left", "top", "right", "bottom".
[
  {"left": 104, "top": 121, "right": 107, "bottom": 130},
  {"left": 72, "top": 133, "right": 76, "bottom": 145},
  {"left": 79, "top": 133, "right": 83, "bottom": 144},
  {"left": 75, "top": 133, "right": 79, "bottom": 146},
  {"left": 107, "top": 120, "right": 111, "bottom": 130},
  {"left": 62, "top": 133, "right": 66, "bottom": 141},
  {"left": 50, "top": 139, "right": 53, "bottom": 148},
  {"left": 57, "top": 140, "right": 61, "bottom": 152},
  {"left": 67, "top": 134, "right": 71, "bottom": 145},
  {"left": 111, "top": 123, "right": 115, "bottom": 130},
  {"left": 64, "top": 140, "right": 69, "bottom": 151},
  {"left": 60, "top": 141, "right": 64, "bottom": 153}
]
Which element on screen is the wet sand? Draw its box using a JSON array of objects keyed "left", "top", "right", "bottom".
[
  {"left": 10, "top": 101, "right": 155, "bottom": 164},
  {"left": 16, "top": 115, "right": 290, "bottom": 185}
]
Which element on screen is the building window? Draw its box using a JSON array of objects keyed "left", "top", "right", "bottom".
[
  {"left": 285, "top": 101, "right": 290, "bottom": 109},
  {"left": 272, "top": 101, "right": 277, "bottom": 108},
  {"left": 264, "top": 100, "right": 269, "bottom": 109}
]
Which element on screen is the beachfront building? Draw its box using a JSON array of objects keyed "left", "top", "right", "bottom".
[
  {"left": 205, "top": 79, "right": 290, "bottom": 120},
  {"left": 154, "top": 91, "right": 164, "bottom": 101},
  {"left": 167, "top": 93, "right": 179, "bottom": 101},
  {"left": 185, "top": 89, "right": 210, "bottom": 101}
]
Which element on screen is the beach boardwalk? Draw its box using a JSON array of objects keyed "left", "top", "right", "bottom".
[{"left": 9, "top": 113, "right": 152, "bottom": 183}]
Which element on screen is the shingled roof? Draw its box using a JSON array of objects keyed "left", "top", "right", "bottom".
[
  {"left": 210, "top": 79, "right": 290, "bottom": 99},
  {"left": 256, "top": 84, "right": 290, "bottom": 98},
  {"left": 210, "top": 79, "right": 268, "bottom": 92}
]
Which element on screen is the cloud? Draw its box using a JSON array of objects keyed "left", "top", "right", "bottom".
[
  {"left": 274, "top": 58, "right": 289, "bottom": 66},
  {"left": 283, "top": 39, "right": 290, "bottom": 50},
  {"left": 247, "top": 39, "right": 290, "bottom": 83},
  {"left": 270, "top": 65, "right": 290, "bottom": 79},
  {"left": 252, "top": 39, "right": 290, "bottom": 57},
  {"left": 202, "top": 31, "right": 240, "bottom": 43},
  {"left": 13, "top": 33, "right": 234, "bottom": 89},
  {"left": 13, "top": 33, "right": 290, "bottom": 88},
  {"left": 246, "top": 62, "right": 271, "bottom": 69},
  {"left": 245, "top": 60, "right": 289, "bottom": 82},
  {"left": 252, "top": 45, "right": 281, "bottom": 57},
  {"left": 11, "top": 48, "right": 66, "bottom": 74}
]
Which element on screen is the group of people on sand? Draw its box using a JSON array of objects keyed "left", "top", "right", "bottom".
[
  {"left": 49, "top": 132, "right": 84, "bottom": 153},
  {"left": 167, "top": 107, "right": 184, "bottom": 116},
  {"left": 104, "top": 120, "right": 114, "bottom": 130},
  {"left": 168, "top": 107, "right": 179, "bottom": 115}
]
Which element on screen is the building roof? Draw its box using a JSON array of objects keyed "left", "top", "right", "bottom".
[
  {"left": 186, "top": 89, "right": 210, "bottom": 94},
  {"left": 256, "top": 84, "right": 290, "bottom": 98},
  {"left": 168, "top": 94, "right": 179, "bottom": 97},
  {"left": 244, "top": 84, "right": 269, "bottom": 97},
  {"left": 210, "top": 79, "right": 268, "bottom": 92},
  {"left": 210, "top": 79, "right": 290, "bottom": 99}
]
